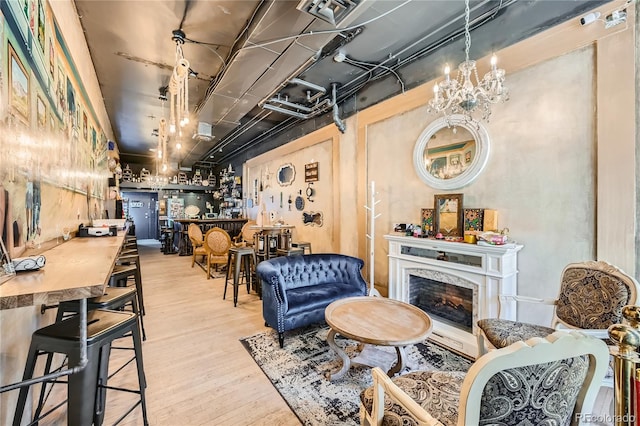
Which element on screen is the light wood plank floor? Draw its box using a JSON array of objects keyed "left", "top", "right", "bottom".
[
  {"left": 22, "top": 239, "right": 616, "bottom": 425},
  {"left": 34, "top": 239, "right": 301, "bottom": 426}
]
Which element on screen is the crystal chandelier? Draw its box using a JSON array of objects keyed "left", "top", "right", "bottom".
[
  {"left": 169, "top": 30, "right": 190, "bottom": 136},
  {"left": 428, "top": 0, "right": 508, "bottom": 122}
]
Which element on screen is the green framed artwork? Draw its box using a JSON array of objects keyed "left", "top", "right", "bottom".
[
  {"left": 464, "top": 208, "right": 484, "bottom": 231},
  {"left": 421, "top": 208, "right": 434, "bottom": 235}
]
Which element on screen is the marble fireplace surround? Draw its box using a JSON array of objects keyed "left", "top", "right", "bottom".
[{"left": 385, "top": 235, "right": 523, "bottom": 358}]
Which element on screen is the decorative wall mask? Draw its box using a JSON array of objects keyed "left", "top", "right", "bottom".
[{"left": 302, "top": 211, "right": 323, "bottom": 227}]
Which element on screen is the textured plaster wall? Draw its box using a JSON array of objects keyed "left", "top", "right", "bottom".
[
  {"left": 246, "top": 46, "right": 598, "bottom": 327},
  {"left": 369, "top": 47, "right": 595, "bottom": 323},
  {"left": 245, "top": 139, "right": 334, "bottom": 253},
  {"left": 0, "top": 2, "right": 114, "bottom": 421}
]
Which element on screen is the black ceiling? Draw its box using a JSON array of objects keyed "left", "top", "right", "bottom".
[{"left": 73, "top": 0, "right": 605, "bottom": 172}]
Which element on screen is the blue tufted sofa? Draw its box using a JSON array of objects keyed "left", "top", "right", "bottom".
[{"left": 256, "top": 254, "right": 368, "bottom": 348}]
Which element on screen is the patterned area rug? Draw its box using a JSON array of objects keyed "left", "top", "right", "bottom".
[{"left": 240, "top": 325, "right": 472, "bottom": 425}]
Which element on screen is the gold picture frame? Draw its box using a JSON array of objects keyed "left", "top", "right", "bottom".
[
  {"left": 9, "top": 43, "right": 29, "bottom": 122},
  {"left": 434, "top": 193, "right": 464, "bottom": 237}
]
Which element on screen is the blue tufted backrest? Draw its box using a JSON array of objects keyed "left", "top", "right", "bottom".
[{"left": 257, "top": 254, "right": 366, "bottom": 291}]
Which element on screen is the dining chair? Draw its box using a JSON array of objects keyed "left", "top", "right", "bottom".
[
  {"left": 188, "top": 223, "right": 206, "bottom": 267},
  {"left": 204, "top": 227, "right": 232, "bottom": 279},
  {"left": 360, "top": 331, "right": 609, "bottom": 426},
  {"left": 233, "top": 220, "right": 256, "bottom": 247}
]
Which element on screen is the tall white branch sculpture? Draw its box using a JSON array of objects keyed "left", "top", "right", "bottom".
[{"left": 364, "top": 181, "right": 382, "bottom": 297}]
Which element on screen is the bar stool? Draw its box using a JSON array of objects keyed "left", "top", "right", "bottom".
[
  {"left": 56, "top": 286, "right": 146, "bottom": 340},
  {"left": 224, "top": 247, "right": 258, "bottom": 306},
  {"left": 291, "top": 241, "right": 312, "bottom": 254},
  {"left": 13, "top": 310, "right": 148, "bottom": 426},
  {"left": 110, "top": 263, "right": 146, "bottom": 317}
]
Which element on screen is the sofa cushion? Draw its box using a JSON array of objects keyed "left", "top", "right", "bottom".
[{"left": 286, "top": 282, "right": 366, "bottom": 315}]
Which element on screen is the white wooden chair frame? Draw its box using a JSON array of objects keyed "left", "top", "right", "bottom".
[{"left": 361, "top": 331, "right": 610, "bottom": 426}]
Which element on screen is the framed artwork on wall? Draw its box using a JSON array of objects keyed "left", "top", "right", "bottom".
[
  {"left": 9, "top": 43, "right": 29, "bottom": 122},
  {"left": 36, "top": 94, "right": 46, "bottom": 129},
  {"left": 82, "top": 111, "right": 88, "bottom": 141}
]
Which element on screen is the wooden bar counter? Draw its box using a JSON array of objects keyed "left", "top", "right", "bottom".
[{"left": 0, "top": 233, "right": 125, "bottom": 310}]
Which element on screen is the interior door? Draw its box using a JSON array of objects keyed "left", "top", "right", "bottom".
[{"left": 124, "top": 192, "right": 157, "bottom": 240}]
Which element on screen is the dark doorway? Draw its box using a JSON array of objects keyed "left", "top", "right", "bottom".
[{"left": 123, "top": 192, "right": 158, "bottom": 240}]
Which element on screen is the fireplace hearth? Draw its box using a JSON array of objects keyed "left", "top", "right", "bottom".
[
  {"left": 409, "top": 275, "right": 474, "bottom": 333},
  {"left": 385, "top": 235, "right": 523, "bottom": 358}
]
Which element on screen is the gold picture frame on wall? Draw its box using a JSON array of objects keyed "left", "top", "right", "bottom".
[
  {"left": 434, "top": 193, "right": 464, "bottom": 237},
  {"left": 8, "top": 43, "right": 29, "bottom": 123}
]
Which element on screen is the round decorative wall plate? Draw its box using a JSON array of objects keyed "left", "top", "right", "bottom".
[{"left": 295, "top": 195, "right": 305, "bottom": 211}]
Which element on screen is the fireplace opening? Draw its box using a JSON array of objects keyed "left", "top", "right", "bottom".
[{"left": 409, "top": 275, "right": 473, "bottom": 333}]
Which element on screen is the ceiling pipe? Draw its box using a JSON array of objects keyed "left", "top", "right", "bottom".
[
  {"left": 289, "top": 77, "right": 326, "bottom": 94},
  {"left": 258, "top": 55, "right": 320, "bottom": 107},
  {"left": 263, "top": 97, "right": 332, "bottom": 118},
  {"left": 331, "top": 83, "right": 346, "bottom": 134},
  {"left": 267, "top": 96, "right": 314, "bottom": 113}
]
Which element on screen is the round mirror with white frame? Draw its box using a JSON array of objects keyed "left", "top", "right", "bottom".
[{"left": 413, "top": 115, "right": 490, "bottom": 190}]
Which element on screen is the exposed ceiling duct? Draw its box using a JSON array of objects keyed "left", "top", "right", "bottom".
[
  {"left": 73, "top": 0, "right": 609, "bottom": 170},
  {"left": 296, "top": 0, "right": 368, "bottom": 26}
]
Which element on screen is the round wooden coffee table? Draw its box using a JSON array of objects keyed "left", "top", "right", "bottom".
[{"left": 324, "top": 296, "right": 432, "bottom": 380}]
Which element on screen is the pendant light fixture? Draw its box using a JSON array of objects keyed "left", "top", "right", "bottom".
[{"left": 428, "top": 0, "right": 508, "bottom": 122}]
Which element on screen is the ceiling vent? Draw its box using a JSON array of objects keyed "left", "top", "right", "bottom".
[
  {"left": 296, "top": 0, "right": 365, "bottom": 26},
  {"left": 193, "top": 122, "right": 214, "bottom": 142}
]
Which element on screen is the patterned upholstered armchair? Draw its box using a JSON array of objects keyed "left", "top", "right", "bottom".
[
  {"left": 360, "top": 331, "right": 609, "bottom": 426},
  {"left": 476, "top": 260, "right": 639, "bottom": 356}
]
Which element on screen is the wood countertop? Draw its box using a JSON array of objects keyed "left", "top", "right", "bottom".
[
  {"left": 173, "top": 218, "right": 248, "bottom": 223},
  {"left": 0, "top": 233, "right": 125, "bottom": 310}
]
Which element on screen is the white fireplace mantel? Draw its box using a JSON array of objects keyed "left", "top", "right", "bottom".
[{"left": 385, "top": 235, "right": 523, "bottom": 358}]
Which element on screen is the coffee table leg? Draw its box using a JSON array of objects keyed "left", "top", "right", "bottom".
[
  {"left": 387, "top": 346, "right": 408, "bottom": 377},
  {"left": 325, "top": 329, "right": 350, "bottom": 381}
]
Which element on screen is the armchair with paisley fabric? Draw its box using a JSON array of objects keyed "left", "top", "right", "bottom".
[
  {"left": 360, "top": 331, "right": 609, "bottom": 426},
  {"left": 476, "top": 260, "right": 640, "bottom": 356}
]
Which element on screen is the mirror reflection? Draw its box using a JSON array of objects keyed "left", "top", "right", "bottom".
[
  {"left": 435, "top": 193, "right": 464, "bottom": 237},
  {"left": 277, "top": 163, "right": 295, "bottom": 187},
  {"left": 413, "top": 115, "right": 490, "bottom": 190},
  {"left": 424, "top": 126, "right": 475, "bottom": 180}
]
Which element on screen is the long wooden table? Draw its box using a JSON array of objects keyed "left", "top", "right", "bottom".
[{"left": 0, "top": 233, "right": 125, "bottom": 310}]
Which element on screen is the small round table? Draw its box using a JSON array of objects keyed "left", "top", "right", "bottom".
[{"left": 324, "top": 296, "right": 432, "bottom": 380}]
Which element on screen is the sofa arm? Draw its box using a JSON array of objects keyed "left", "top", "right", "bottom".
[{"left": 256, "top": 261, "right": 288, "bottom": 310}]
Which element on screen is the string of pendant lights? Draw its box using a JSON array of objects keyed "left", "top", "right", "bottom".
[{"left": 169, "top": 30, "right": 190, "bottom": 137}]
